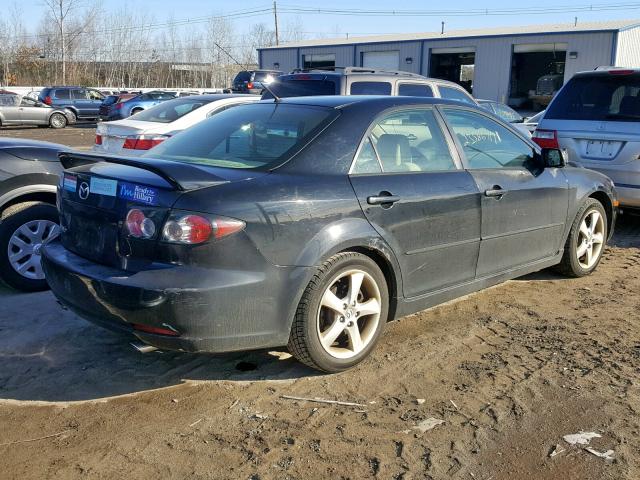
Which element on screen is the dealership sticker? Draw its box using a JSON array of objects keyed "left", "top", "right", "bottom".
[
  {"left": 63, "top": 174, "right": 77, "bottom": 192},
  {"left": 89, "top": 177, "right": 118, "bottom": 197},
  {"left": 118, "top": 182, "right": 159, "bottom": 205}
]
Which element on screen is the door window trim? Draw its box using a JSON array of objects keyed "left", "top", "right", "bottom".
[
  {"left": 348, "top": 105, "right": 465, "bottom": 175},
  {"left": 436, "top": 104, "right": 541, "bottom": 171}
]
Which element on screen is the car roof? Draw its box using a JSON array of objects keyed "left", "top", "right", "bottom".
[{"left": 259, "top": 95, "right": 480, "bottom": 110}]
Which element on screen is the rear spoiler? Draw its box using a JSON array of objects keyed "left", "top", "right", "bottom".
[{"left": 58, "top": 152, "right": 229, "bottom": 191}]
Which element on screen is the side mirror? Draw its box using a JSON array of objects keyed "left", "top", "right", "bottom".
[{"left": 541, "top": 148, "right": 566, "bottom": 168}]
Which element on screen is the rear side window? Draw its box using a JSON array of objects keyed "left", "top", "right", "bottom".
[
  {"left": 234, "top": 71, "right": 251, "bottom": 83},
  {"left": 0, "top": 94, "right": 19, "bottom": 106},
  {"left": 350, "top": 82, "right": 392, "bottom": 95},
  {"left": 132, "top": 97, "right": 212, "bottom": 123},
  {"left": 266, "top": 79, "right": 338, "bottom": 98},
  {"left": 54, "top": 89, "right": 70, "bottom": 99},
  {"left": 398, "top": 83, "right": 434, "bottom": 97},
  {"left": 546, "top": 74, "right": 640, "bottom": 121},
  {"left": 439, "top": 86, "right": 475, "bottom": 105},
  {"left": 145, "top": 104, "right": 336, "bottom": 170}
]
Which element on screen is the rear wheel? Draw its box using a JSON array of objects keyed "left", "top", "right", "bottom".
[
  {"left": 555, "top": 199, "right": 607, "bottom": 277},
  {"left": 0, "top": 202, "right": 60, "bottom": 291},
  {"left": 49, "top": 112, "right": 67, "bottom": 129},
  {"left": 288, "top": 252, "right": 389, "bottom": 372}
]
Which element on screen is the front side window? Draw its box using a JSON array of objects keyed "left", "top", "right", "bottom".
[
  {"left": 442, "top": 109, "right": 535, "bottom": 169},
  {"left": 350, "top": 82, "right": 392, "bottom": 95},
  {"left": 144, "top": 103, "right": 336, "bottom": 170},
  {"left": 87, "top": 89, "right": 104, "bottom": 100},
  {"left": 398, "top": 83, "right": 434, "bottom": 97},
  {"left": 492, "top": 103, "right": 523, "bottom": 123},
  {"left": 353, "top": 108, "right": 456, "bottom": 174},
  {"left": 71, "top": 89, "right": 88, "bottom": 100},
  {"left": 20, "top": 97, "right": 36, "bottom": 107},
  {"left": 439, "top": 86, "right": 475, "bottom": 105}
]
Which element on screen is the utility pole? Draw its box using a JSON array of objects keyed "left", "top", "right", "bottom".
[
  {"left": 273, "top": 1, "right": 280, "bottom": 46},
  {"left": 60, "top": 0, "right": 66, "bottom": 84}
]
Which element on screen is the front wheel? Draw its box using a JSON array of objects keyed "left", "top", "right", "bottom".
[
  {"left": 288, "top": 252, "right": 389, "bottom": 373},
  {"left": 49, "top": 112, "right": 67, "bottom": 129},
  {"left": 555, "top": 199, "right": 607, "bottom": 277},
  {"left": 0, "top": 202, "right": 60, "bottom": 291}
]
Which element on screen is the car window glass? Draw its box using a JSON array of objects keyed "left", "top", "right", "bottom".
[
  {"left": 0, "top": 94, "right": 19, "bottom": 106},
  {"left": 398, "top": 83, "right": 434, "bottom": 97},
  {"left": 265, "top": 79, "right": 338, "bottom": 98},
  {"left": 133, "top": 98, "right": 210, "bottom": 123},
  {"left": 351, "top": 138, "right": 382, "bottom": 174},
  {"left": 439, "top": 86, "right": 475, "bottom": 105},
  {"left": 71, "top": 89, "right": 88, "bottom": 100},
  {"left": 367, "top": 109, "right": 456, "bottom": 173},
  {"left": 234, "top": 71, "right": 251, "bottom": 82},
  {"left": 87, "top": 90, "right": 104, "bottom": 100},
  {"left": 546, "top": 74, "right": 640, "bottom": 121},
  {"left": 253, "top": 72, "right": 278, "bottom": 83},
  {"left": 20, "top": 97, "right": 36, "bottom": 107},
  {"left": 443, "top": 109, "right": 535, "bottom": 169},
  {"left": 54, "top": 89, "right": 70, "bottom": 99},
  {"left": 492, "top": 103, "right": 523, "bottom": 123},
  {"left": 350, "top": 82, "right": 392, "bottom": 95},
  {"left": 145, "top": 104, "right": 336, "bottom": 170}
]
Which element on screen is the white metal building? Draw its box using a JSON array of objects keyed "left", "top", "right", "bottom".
[{"left": 259, "top": 21, "right": 640, "bottom": 104}]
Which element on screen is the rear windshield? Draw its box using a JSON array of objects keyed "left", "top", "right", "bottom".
[
  {"left": 264, "top": 79, "right": 338, "bottom": 98},
  {"left": 234, "top": 71, "right": 251, "bottom": 82},
  {"left": 546, "top": 74, "right": 640, "bottom": 121},
  {"left": 253, "top": 71, "right": 280, "bottom": 82},
  {"left": 132, "top": 97, "right": 213, "bottom": 123},
  {"left": 144, "top": 103, "right": 337, "bottom": 169}
]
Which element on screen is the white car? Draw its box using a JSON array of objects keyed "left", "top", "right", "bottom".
[{"left": 94, "top": 94, "right": 260, "bottom": 155}]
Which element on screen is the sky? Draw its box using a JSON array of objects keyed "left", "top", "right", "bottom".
[{"left": 13, "top": 0, "right": 640, "bottom": 39}]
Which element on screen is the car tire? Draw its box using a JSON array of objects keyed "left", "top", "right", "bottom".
[
  {"left": 0, "top": 202, "right": 60, "bottom": 292},
  {"left": 554, "top": 198, "right": 607, "bottom": 278},
  {"left": 49, "top": 112, "right": 67, "bottom": 129},
  {"left": 288, "top": 252, "right": 389, "bottom": 373},
  {"left": 66, "top": 110, "right": 77, "bottom": 124}
]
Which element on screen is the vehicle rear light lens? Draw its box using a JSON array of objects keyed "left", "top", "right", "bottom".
[
  {"left": 247, "top": 82, "right": 254, "bottom": 89},
  {"left": 294, "top": 74, "right": 311, "bottom": 80},
  {"left": 115, "top": 102, "right": 124, "bottom": 109},
  {"left": 125, "top": 208, "right": 156, "bottom": 238},
  {"left": 43, "top": 96, "right": 52, "bottom": 105},
  {"left": 532, "top": 129, "right": 559, "bottom": 149},
  {"left": 132, "top": 323, "right": 179, "bottom": 336},
  {"left": 123, "top": 135, "right": 169, "bottom": 150},
  {"left": 95, "top": 134, "right": 102, "bottom": 145},
  {"left": 162, "top": 213, "right": 244, "bottom": 244},
  {"left": 609, "top": 69, "right": 634, "bottom": 75}
]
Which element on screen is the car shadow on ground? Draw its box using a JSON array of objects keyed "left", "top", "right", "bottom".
[{"left": 0, "top": 286, "right": 316, "bottom": 403}]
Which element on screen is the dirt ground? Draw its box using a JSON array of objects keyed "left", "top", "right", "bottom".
[
  {"left": 0, "top": 126, "right": 639, "bottom": 480},
  {"left": 0, "top": 124, "right": 96, "bottom": 150}
]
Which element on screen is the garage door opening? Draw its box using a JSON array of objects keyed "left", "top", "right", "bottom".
[
  {"left": 361, "top": 51, "right": 400, "bottom": 70},
  {"left": 509, "top": 43, "right": 567, "bottom": 110},
  {"left": 429, "top": 48, "right": 476, "bottom": 93}
]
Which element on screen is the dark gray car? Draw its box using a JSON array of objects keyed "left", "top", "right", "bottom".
[
  {"left": 0, "top": 94, "right": 75, "bottom": 129},
  {"left": 42, "top": 96, "right": 617, "bottom": 372}
]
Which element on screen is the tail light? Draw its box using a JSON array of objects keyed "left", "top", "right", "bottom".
[
  {"left": 608, "top": 69, "right": 634, "bottom": 75},
  {"left": 532, "top": 129, "right": 559, "bottom": 149},
  {"left": 132, "top": 323, "right": 179, "bottom": 336},
  {"left": 125, "top": 208, "right": 157, "bottom": 239},
  {"left": 115, "top": 102, "right": 124, "bottom": 109},
  {"left": 95, "top": 134, "right": 102, "bottom": 145},
  {"left": 162, "top": 212, "right": 245, "bottom": 244},
  {"left": 123, "top": 134, "right": 170, "bottom": 150},
  {"left": 43, "top": 96, "right": 52, "bottom": 105},
  {"left": 247, "top": 82, "right": 254, "bottom": 89}
]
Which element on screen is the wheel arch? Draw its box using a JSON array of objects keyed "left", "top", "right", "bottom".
[
  {"left": 588, "top": 189, "right": 614, "bottom": 238},
  {"left": 0, "top": 185, "right": 57, "bottom": 218}
]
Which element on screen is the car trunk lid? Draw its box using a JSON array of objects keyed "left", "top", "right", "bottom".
[{"left": 58, "top": 152, "right": 265, "bottom": 270}]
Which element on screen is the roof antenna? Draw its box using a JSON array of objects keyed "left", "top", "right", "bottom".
[
  {"left": 441, "top": 21, "right": 445, "bottom": 34},
  {"left": 574, "top": 16, "right": 578, "bottom": 26},
  {"left": 261, "top": 81, "right": 281, "bottom": 103}
]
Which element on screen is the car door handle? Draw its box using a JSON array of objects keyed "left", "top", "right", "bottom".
[
  {"left": 485, "top": 186, "right": 507, "bottom": 198},
  {"left": 367, "top": 194, "right": 401, "bottom": 205}
]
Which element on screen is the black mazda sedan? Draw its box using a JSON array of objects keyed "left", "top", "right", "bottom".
[{"left": 42, "top": 96, "right": 617, "bottom": 372}]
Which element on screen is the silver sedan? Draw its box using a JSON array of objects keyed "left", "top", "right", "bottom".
[{"left": 0, "top": 94, "right": 76, "bottom": 129}]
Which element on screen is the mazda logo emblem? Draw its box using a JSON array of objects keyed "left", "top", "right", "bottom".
[{"left": 78, "top": 182, "right": 90, "bottom": 200}]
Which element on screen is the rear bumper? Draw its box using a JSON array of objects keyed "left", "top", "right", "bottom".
[
  {"left": 42, "top": 240, "right": 309, "bottom": 353},
  {"left": 585, "top": 166, "right": 640, "bottom": 207}
]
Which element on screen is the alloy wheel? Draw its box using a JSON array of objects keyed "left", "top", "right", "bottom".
[
  {"left": 7, "top": 220, "right": 60, "bottom": 280},
  {"left": 576, "top": 209, "right": 605, "bottom": 269},
  {"left": 316, "top": 269, "right": 382, "bottom": 359},
  {"left": 50, "top": 114, "right": 65, "bottom": 128}
]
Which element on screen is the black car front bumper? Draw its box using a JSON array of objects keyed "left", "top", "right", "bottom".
[{"left": 42, "top": 240, "right": 309, "bottom": 353}]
